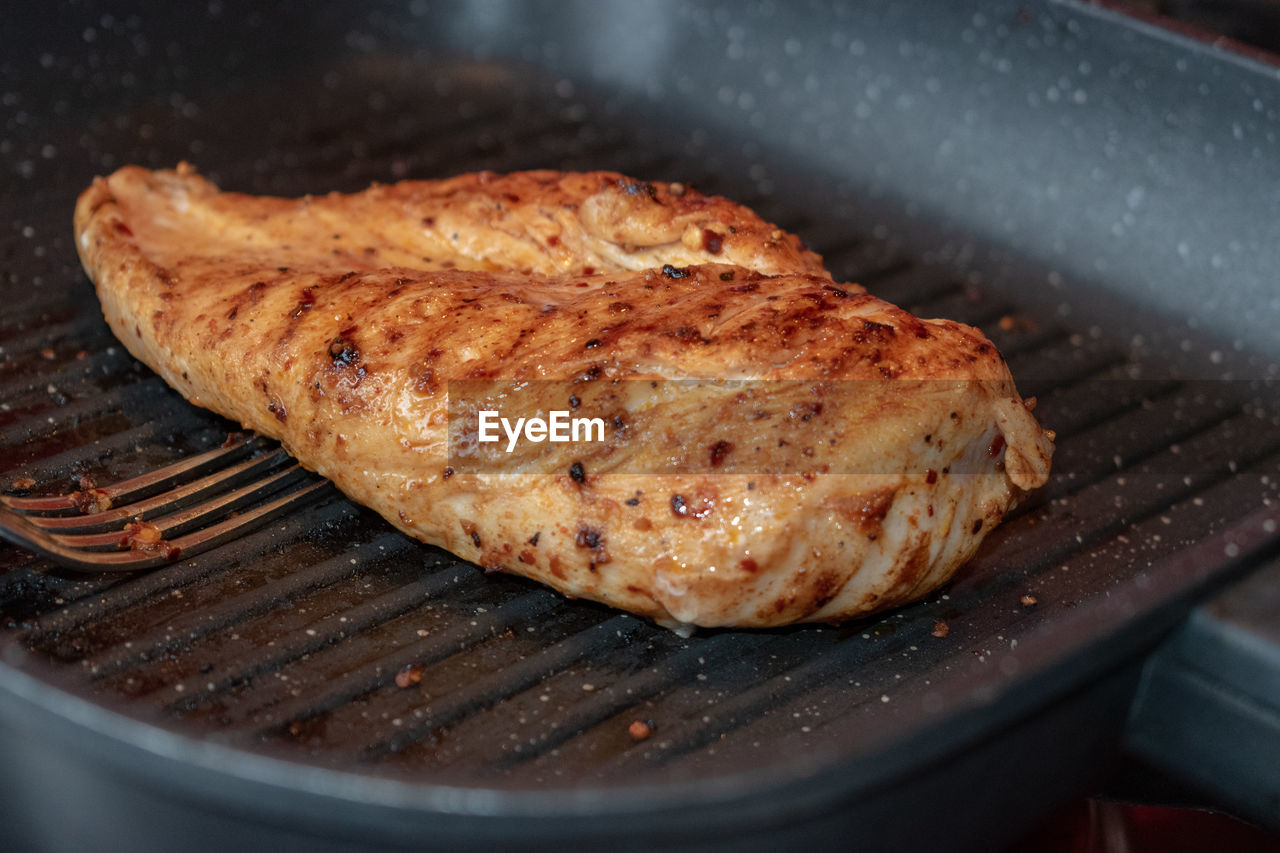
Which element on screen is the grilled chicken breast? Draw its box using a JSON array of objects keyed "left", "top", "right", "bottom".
[{"left": 74, "top": 165, "right": 1052, "bottom": 629}]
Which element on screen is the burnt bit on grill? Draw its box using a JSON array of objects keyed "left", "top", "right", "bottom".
[
  {"left": 624, "top": 492, "right": 641, "bottom": 506},
  {"left": 720, "top": 270, "right": 735, "bottom": 281},
  {"left": 569, "top": 461, "right": 586, "bottom": 483},
  {"left": 120, "top": 521, "right": 181, "bottom": 560},
  {"left": 584, "top": 338, "right": 603, "bottom": 349},
  {"left": 708, "top": 440, "right": 734, "bottom": 467},
  {"left": 527, "top": 531, "right": 541, "bottom": 546},
  {"left": 661, "top": 263, "right": 691, "bottom": 279},
  {"left": 395, "top": 663, "right": 424, "bottom": 688}
]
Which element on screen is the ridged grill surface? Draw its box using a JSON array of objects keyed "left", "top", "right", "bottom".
[{"left": 2, "top": 46, "right": 1278, "bottom": 797}]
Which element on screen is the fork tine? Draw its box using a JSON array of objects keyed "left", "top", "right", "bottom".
[
  {"left": 48, "top": 463, "right": 311, "bottom": 550},
  {"left": 1, "top": 433, "right": 265, "bottom": 515},
  {"left": 23, "top": 449, "right": 293, "bottom": 534},
  {"left": 0, "top": 478, "right": 332, "bottom": 573}
]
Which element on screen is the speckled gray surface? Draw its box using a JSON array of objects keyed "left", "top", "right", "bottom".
[
  {"left": 6, "top": 1, "right": 1279, "bottom": 373},
  {"left": 361, "top": 0, "right": 1280, "bottom": 377}
]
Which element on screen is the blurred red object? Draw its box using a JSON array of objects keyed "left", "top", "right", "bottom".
[{"left": 1006, "top": 800, "right": 1280, "bottom": 853}]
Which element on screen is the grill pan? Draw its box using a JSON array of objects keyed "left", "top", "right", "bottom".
[{"left": 2, "top": 1, "right": 1279, "bottom": 850}]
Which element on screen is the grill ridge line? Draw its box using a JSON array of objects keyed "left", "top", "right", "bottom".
[
  {"left": 478, "top": 632, "right": 776, "bottom": 771},
  {"left": 142, "top": 563, "right": 485, "bottom": 712},
  {"left": 19, "top": 500, "right": 361, "bottom": 644},
  {"left": 0, "top": 377, "right": 172, "bottom": 452},
  {"left": 354, "top": 614, "right": 647, "bottom": 760},
  {"left": 594, "top": 415, "right": 1280, "bottom": 770},
  {"left": 237, "top": 588, "right": 566, "bottom": 734},
  {"left": 691, "top": 449, "right": 1280, "bottom": 771},
  {"left": 74, "top": 531, "right": 415, "bottom": 680},
  {"left": 991, "top": 406, "right": 1275, "bottom": 569}
]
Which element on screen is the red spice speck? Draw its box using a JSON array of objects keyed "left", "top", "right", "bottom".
[
  {"left": 628, "top": 720, "right": 654, "bottom": 741},
  {"left": 395, "top": 664, "right": 424, "bottom": 688}
]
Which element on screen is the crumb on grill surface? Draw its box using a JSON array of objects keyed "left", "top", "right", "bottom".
[
  {"left": 628, "top": 720, "right": 654, "bottom": 741},
  {"left": 7, "top": 476, "right": 36, "bottom": 493},
  {"left": 395, "top": 663, "right": 425, "bottom": 688}
]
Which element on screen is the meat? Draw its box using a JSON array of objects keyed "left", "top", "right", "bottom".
[{"left": 73, "top": 164, "right": 1053, "bottom": 630}]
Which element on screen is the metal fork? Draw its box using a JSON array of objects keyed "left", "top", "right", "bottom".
[{"left": 0, "top": 434, "right": 332, "bottom": 572}]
